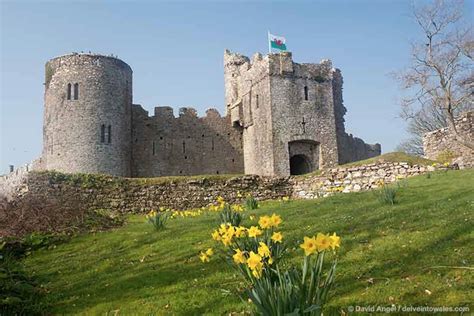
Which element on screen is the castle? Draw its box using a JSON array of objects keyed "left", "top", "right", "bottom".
[{"left": 40, "top": 50, "right": 380, "bottom": 178}]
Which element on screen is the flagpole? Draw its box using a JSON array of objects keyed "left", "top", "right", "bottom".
[{"left": 268, "top": 31, "right": 271, "bottom": 54}]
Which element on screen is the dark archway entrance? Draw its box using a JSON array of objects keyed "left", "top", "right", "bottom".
[{"left": 290, "top": 154, "right": 311, "bottom": 175}]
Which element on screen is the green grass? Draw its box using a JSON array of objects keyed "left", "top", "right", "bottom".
[
  {"left": 22, "top": 170, "right": 474, "bottom": 315},
  {"left": 342, "top": 151, "right": 436, "bottom": 167}
]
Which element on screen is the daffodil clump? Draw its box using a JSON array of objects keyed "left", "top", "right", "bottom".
[
  {"left": 245, "top": 231, "right": 341, "bottom": 315},
  {"left": 329, "top": 186, "right": 344, "bottom": 193},
  {"left": 199, "top": 248, "right": 214, "bottom": 263},
  {"left": 280, "top": 196, "right": 290, "bottom": 203},
  {"left": 203, "top": 213, "right": 284, "bottom": 280},
  {"left": 157, "top": 196, "right": 246, "bottom": 220},
  {"left": 170, "top": 208, "right": 204, "bottom": 218},
  {"left": 245, "top": 194, "right": 259, "bottom": 210},
  {"left": 200, "top": 210, "right": 343, "bottom": 315},
  {"left": 145, "top": 209, "right": 169, "bottom": 230}
]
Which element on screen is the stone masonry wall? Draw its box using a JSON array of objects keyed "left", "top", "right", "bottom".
[
  {"left": 0, "top": 158, "right": 44, "bottom": 201},
  {"left": 223, "top": 50, "right": 381, "bottom": 177},
  {"left": 332, "top": 69, "right": 381, "bottom": 164},
  {"left": 131, "top": 105, "right": 244, "bottom": 177},
  {"left": 43, "top": 53, "right": 133, "bottom": 177},
  {"left": 291, "top": 162, "right": 437, "bottom": 199},
  {"left": 2, "top": 172, "right": 291, "bottom": 214},
  {"left": 423, "top": 112, "right": 474, "bottom": 168},
  {"left": 1, "top": 161, "right": 440, "bottom": 218},
  {"left": 224, "top": 50, "right": 275, "bottom": 176}
]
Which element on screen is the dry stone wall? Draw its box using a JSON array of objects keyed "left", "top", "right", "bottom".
[
  {"left": 423, "top": 112, "right": 474, "bottom": 168},
  {"left": 1, "top": 161, "right": 442, "bottom": 216},
  {"left": 291, "top": 162, "right": 437, "bottom": 199},
  {"left": 3, "top": 172, "right": 291, "bottom": 214}
]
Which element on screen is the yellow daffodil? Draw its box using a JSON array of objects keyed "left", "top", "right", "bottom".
[
  {"left": 218, "top": 223, "right": 229, "bottom": 235},
  {"left": 227, "top": 226, "right": 236, "bottom": 238},
  {"left": 282, "top": 196, "right": 290, "bottom": 202},
  {"left": 237, "top": 191, "right": 243, "bottom": 198},
  {"left": 252, "top": 268, "right": 262, "bottom": 278},
  {"left": 211, "top": 230, "right": 221, "bottom": 241},
  {"left": 205, "top": 248, "right": 213, "bottom": 256},
  {"left": 232, "top": 204, "right": 244, "bottom": 212},
  {"left": 258, "top": 216, "right": 272, "bottom": 229},
  {"left": 270, "top": 213, "right": 282, "bottom": 227},
  {"left": 329, "top": 232, "right": 341, "bottom": 250},
  {"left": 300, "top": 236, "right": 318, "bottom": 256},
  {"left": 315, "top": 233, "right": 331, "bottom": 252},
  {"left": 249, "top": 215, "right": 255, "bottom": 221},
  {"left": 221, "top": 234, "right": 233, "bottom": 247},
  {"left": 199, "top": 252, "right": 210, "bottom": 263},
  {"left": 217, "top": 196, "right": 225, "bottom": 204},
  {"left": 247, "top": 251, "right": 263, "bottom": 271},
  {"left": 248, "top": 226, "right": 263, "bottom": 238},
  {"left": 258, "top": 242, "right": 271, "bottom": 258},
  {"left": 233, "top": 249, "right": 246, "bottom": 264},
  {"left": 271, "top": 232, "right": 283, "bottom": 243},
  {"left": 268, "top": 257, "right": 274, "bottom": 265},
  {"left": 235, "top": 226, "right": 246, "bottom": 238}
]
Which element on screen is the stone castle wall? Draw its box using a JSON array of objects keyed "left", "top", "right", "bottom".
[
  {"left": 43, "top": 53, "right": 133, "bottom": 177},
  {"left": 268, "top": 54, "right": 340, "bottom": 174},
  {"left": 423, "top": 112, "right": 474, "bottom": 168},
  {"left": 10, "top": 51, "right": 381, "bottom": 180},
  {"left": 1, "top": 161, "right": 439, "bottom": 225},
  {"left": 332, "top": 69, "right": 381, "bottom": 164},
  {"left": 224, "top": 51, "right": 275, "bottom": 176},
  {"left": 223, "top": 50, "right": 376, "bottom": 177},
  {"left": 131, "top": 106, "right": 244, "bottom": 177}
]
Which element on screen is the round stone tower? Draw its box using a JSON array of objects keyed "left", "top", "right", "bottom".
[{"left": 43, "top": 53, "right": 132, "bottom": 176}]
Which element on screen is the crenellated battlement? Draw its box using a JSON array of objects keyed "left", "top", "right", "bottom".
[
  {"left": 224, "top": 49, "right": 335, "bottom": 81},
  {"left": 131, "top": 104, "right": 243, "bottom": 177},
  {"left": 133, "top": 105, "right": 226, "bottom": 121},
  {"left": 35, "top": 50, "right": 380, "bottom": 179}
]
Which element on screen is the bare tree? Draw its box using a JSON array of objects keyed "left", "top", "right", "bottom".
[{"left": 396, "top": 0, "right": 474, "bottom": 152}]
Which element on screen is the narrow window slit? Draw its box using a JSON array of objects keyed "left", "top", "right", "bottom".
[
  {"left": 67, "top": 84, "right": 72, "bottom": 100},
  {"left": 100, "top": 125, "right": 105, "bottom": 143},
  {"left": 74, "top": 83, "right": 79, "bottom": 100}
]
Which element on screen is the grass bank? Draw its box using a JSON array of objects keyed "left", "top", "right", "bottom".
[{"left": 22, "top": 170, "right": 473, "bottom": 314}]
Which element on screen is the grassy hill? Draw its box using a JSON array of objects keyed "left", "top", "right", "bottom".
[
  {"left": 21, "top": 170, "right": 473, "bottom": 314},
  {"left": 341, "top": 152, "right": 436, "bottom": 167}
]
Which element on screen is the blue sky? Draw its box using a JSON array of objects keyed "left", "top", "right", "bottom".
[{"left": 1, "top": 0, "right": 472, "bottom": 174}]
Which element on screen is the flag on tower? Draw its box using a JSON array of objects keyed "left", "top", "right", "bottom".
[{"left": 268, "top": 32, "right": 287, "bottom": 52}]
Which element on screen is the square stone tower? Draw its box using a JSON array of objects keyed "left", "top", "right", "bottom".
[{"left": 224, "top": 50, "right": 340, "bottom": 176}]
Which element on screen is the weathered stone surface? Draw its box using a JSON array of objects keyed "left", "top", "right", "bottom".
[
  {"left": 423, "top": 112, "right": 473, "bottom": 168},
  {"left": 14, "top": 51, "right": 382, "bottom": 181},
  {"left": 1, "top": 161, "right": 441, "bottom": 212},
  {"left": 224, "top": 50, "right": 380, "bottom": 176}
]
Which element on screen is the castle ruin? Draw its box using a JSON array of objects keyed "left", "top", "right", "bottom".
[{"left": 39, "top": 50, "right": 380, "bottom": 178}]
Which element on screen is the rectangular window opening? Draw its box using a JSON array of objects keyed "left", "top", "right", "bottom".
[
  {"left": 107, "top": 125, "right": 111, "bottom": 143},
  {"left": 100, "top": 124, "right": 105, "bottom": 143},
  {"left": 73, "top": 83, "right": 79, "bottom": 100}
]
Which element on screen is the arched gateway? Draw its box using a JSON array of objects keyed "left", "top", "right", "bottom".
[{"left": 288, "top": 140, "right": 320, "bottom": 175}]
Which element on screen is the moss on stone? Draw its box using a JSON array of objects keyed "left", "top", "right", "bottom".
[{"left": 45, "top": 63, "right": 55, "bottom": 88}]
